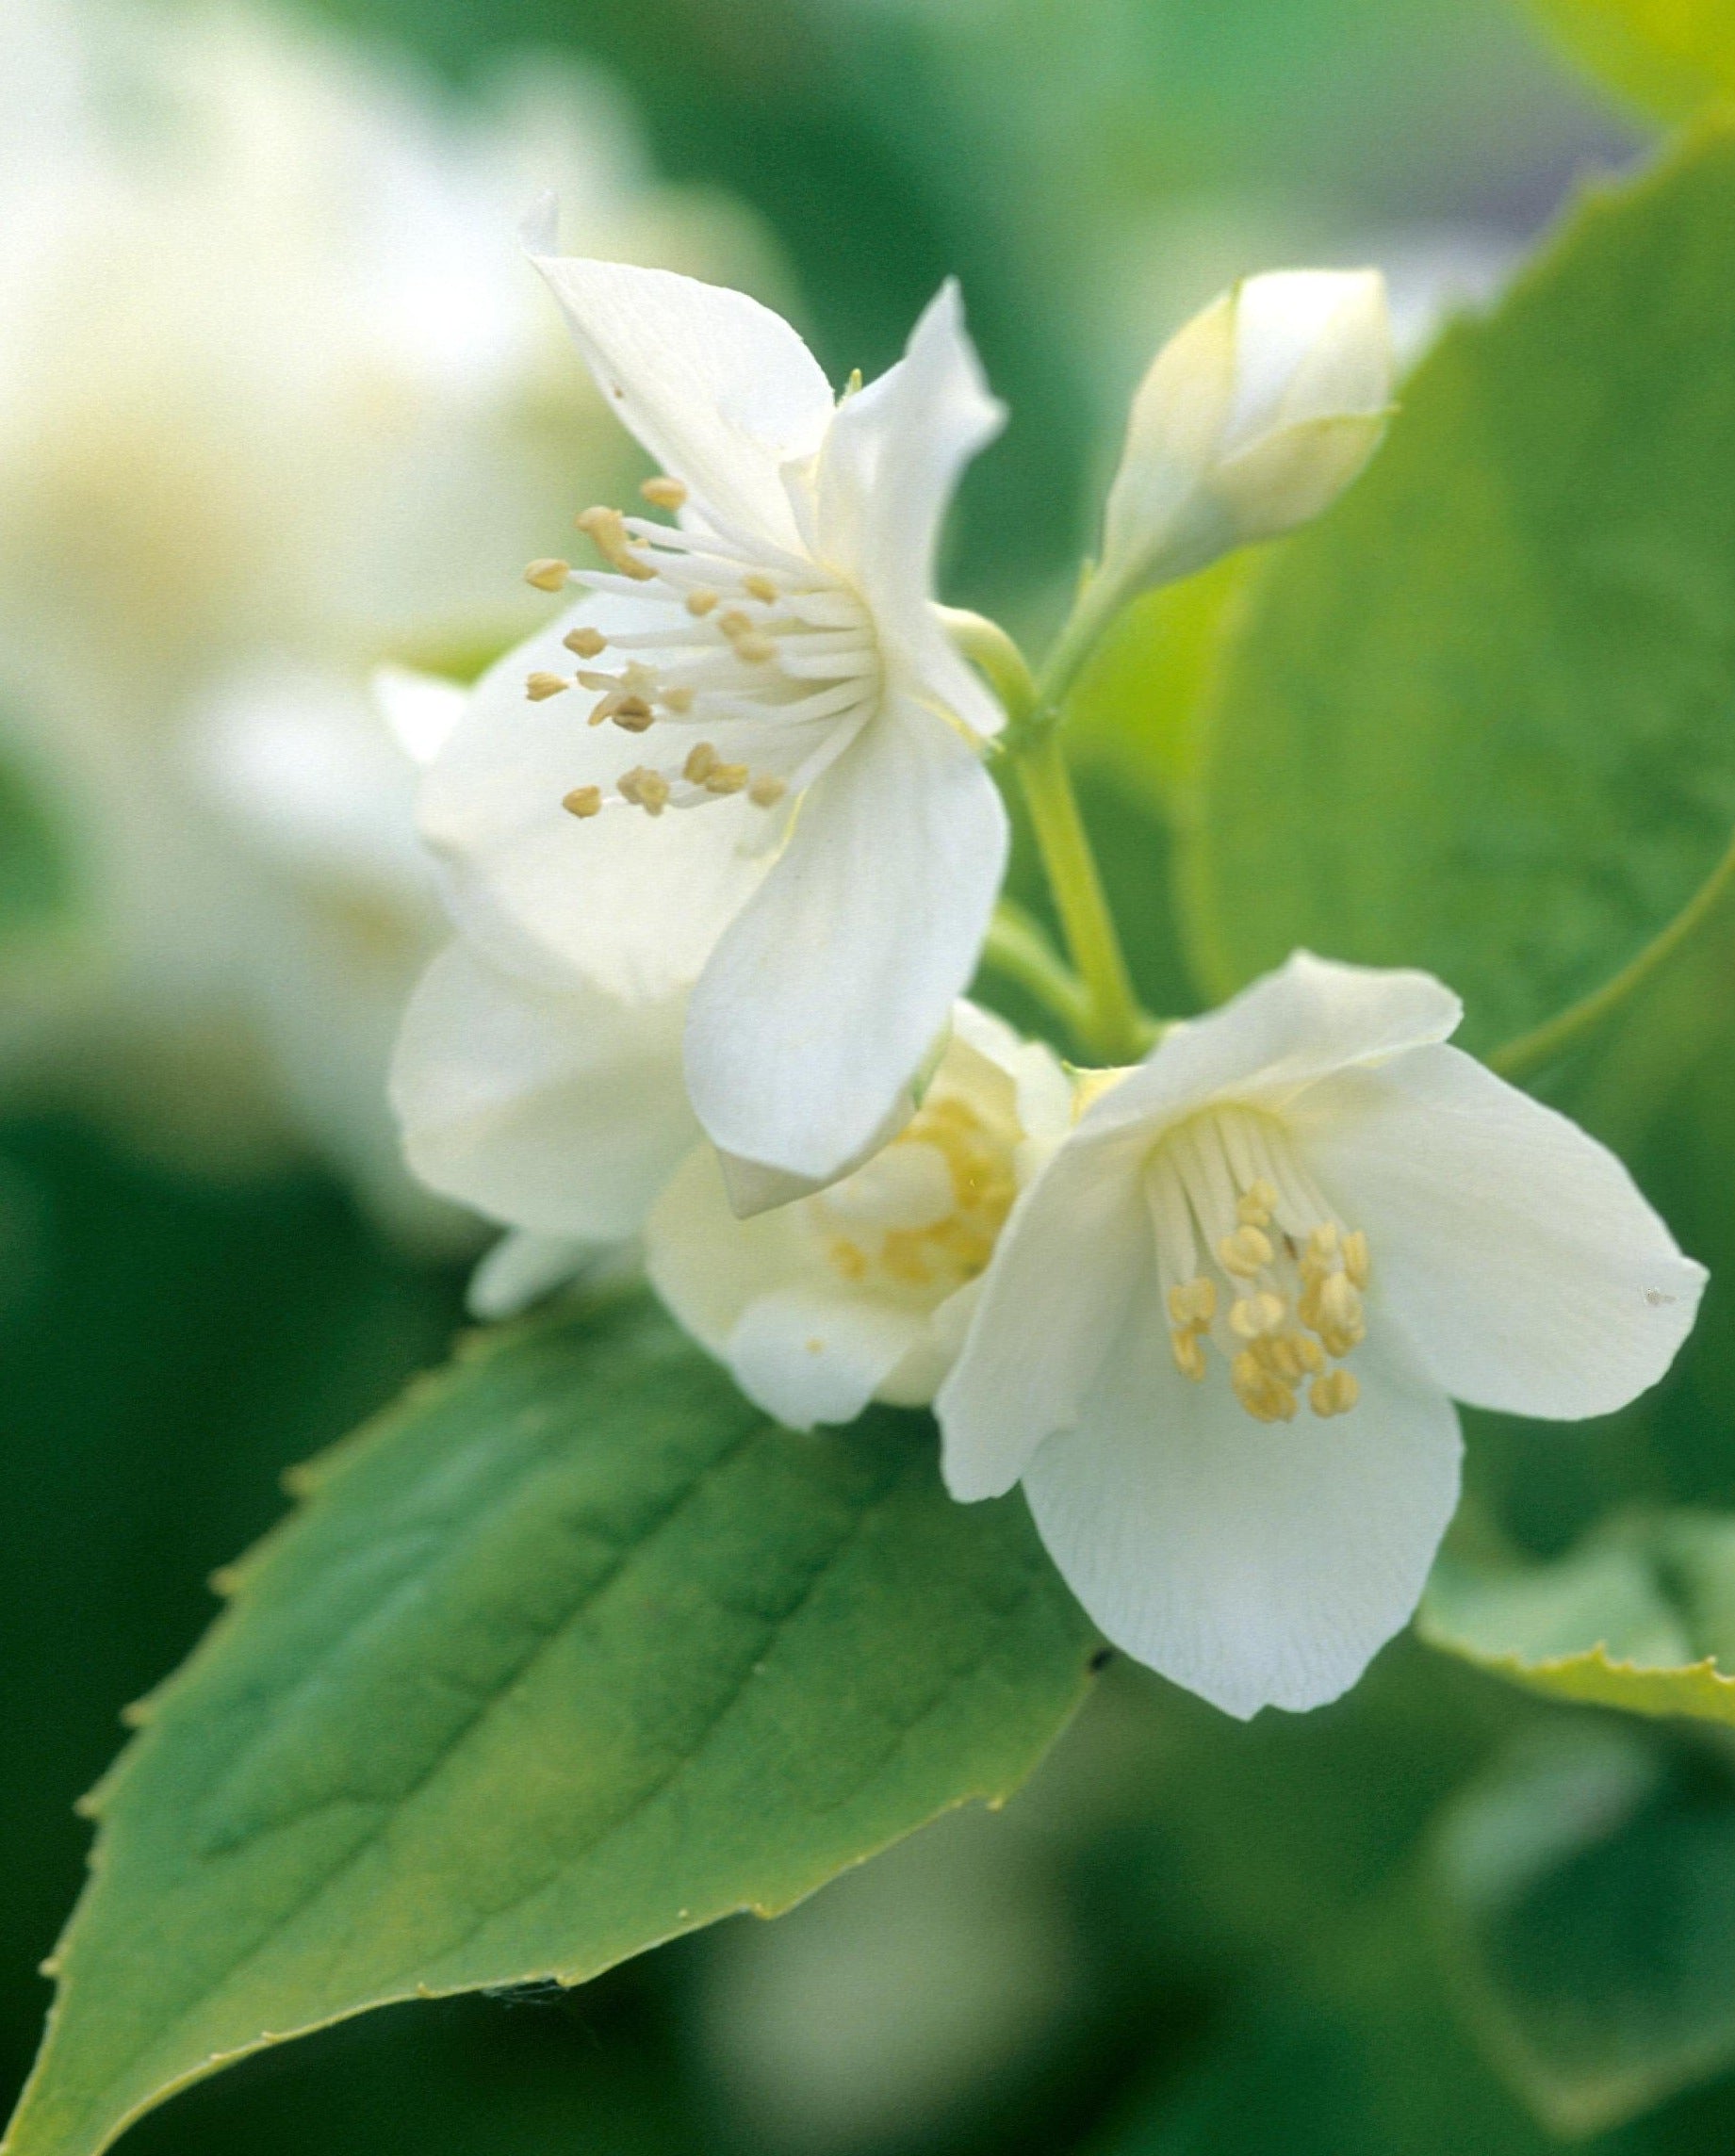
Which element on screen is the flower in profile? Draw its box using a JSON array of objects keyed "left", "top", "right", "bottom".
[
  {"left": 419, "top": 249, "right": 1011, "bottom": 1189},
  {"left": 936, "top": 953, "right": 1706, "bottom": 1720},
  {"left": 1077, "top": 270, "right": 1392, "bottom": 642},
  {"left": 647, "top": 1004, "right": 1072, "bottom": 1429}
]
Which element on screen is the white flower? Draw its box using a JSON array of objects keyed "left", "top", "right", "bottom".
[
  {"left": 936, "top": 953, "right": 1706, "bottom": 1721},
  {"left": 419, "top": 255, "right": 1011, "bottom": 1187},
  {"left": 1083, "top": 270, "right": 1392, "bottom": 635},
  {"left": 647, "top": 1005, "right": 1072, "bottom": 1429}
]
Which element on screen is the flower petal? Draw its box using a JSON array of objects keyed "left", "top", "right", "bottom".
[
  {"left": 645, "top": 1146, "right": 924, "bottom": 1428},
  {"left": 389, "top": 939, "right": 695, "bottom": 1240},
  {"left": 935, "top": 1135, "right": 1152, "bottom": 1502},
  {"left": 1021, "top": 1275, "right": 1463, "bottom": 1718},
  {"left": 683, "top": 696, "right": 1007, "bottom": 1180},
  {"left": 1077, "top": 950, "right": 1463, "bottom": 1147},
  {"left": 1298, "top": 1044, "right": 1707, "bottom": 1420},
  {"left": 466, "top": 1230, "right": 595, "bottom": 1321},
  {"left": 417, "top": 599, "right": 770, "bottom": 1001},
  {"left": 528, "top": 254, "right": 834, "bottom": 548},
  {"left": 812, "top": 281, "right": 1007, "bottom": 740}
]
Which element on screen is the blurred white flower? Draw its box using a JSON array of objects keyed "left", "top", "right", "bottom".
[
  {"left": 420, "top": 260, "right": 1009, "bottom": 1188},
  {"left": 937, "top": 953, "right": 1706, "bottom": 1721},
  {"left": 0, "top": 0, "right": 782, "bottom": 1236},
  {"left": 1080, "top": 270, "right": 1392, "bottom": 638},
  {"left": 646, "top": 1004, "right": 1071, "bottom": 1429}
]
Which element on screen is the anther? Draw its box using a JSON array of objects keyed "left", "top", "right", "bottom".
[
  {"left": 662, "top": 686, "right": 696, "bottom": 713},
  {"left": 525, "top": 671, "right": 569, "bottom": 700},
  {"left": 686, "top": 589, "right": 719, "bottom": 616},
  {"left": 703, "top": 762, "right": 749, "bottom": 795},
  {"left": 1237, "top": 1179, "right": 1278, "bottom": 1228},
  {"left": 611, "top": 695, "right": 656, "bottom": 733},
  {"left": 748, "top": 774, "right": 788, "bottom": 808},
  {"left": 524, "top": 558, "right": 570, "bottom": 592},
  {"left": 1230, "top": 1292, "right": 1287, "bottom": 1340},
  {"left": 562, "top": 785, "right": 602, "bottom": 819},
  {"left": 1342, "top": 1230, "right": 1370, "bottom": 1291},
  {"left": 1231, "top": 1350, "right": 1298, "bottom": 1424},
  {"left": 743, "top": 573, "right": 778, "bottom": 603},
  {"left": 1167, "top": 1277, "right": 1218, "bottom": 1329},
  {"left": 683, "top": 742, "right": 719, "bottom": 783},
  {"left": 717, "top": 609, "right": 754, "bottom": 640},
  {"left": 732, "top": 632, "right": 777, "bottom": 663},
  {"left": 640, "top": 476, "right": 688, "bottom": 510},
  {"left": 1219, "top": 1225, "right": 1274, "bottom": 1277},
  {"left": 1310, "top": 1368, "right": 1360, "bottom": 1418},
  {"left": 564, "top": 626, "right": 608, "bottom": 658},
  {"left": 576, "top": 505, "right": 657, "bottom": 581},
  {"left": 1171, "top": 1328, "right": 1207, "bottom": 1382},
  {"left": 617, "top": 767, "right": 669, "bottom": 816}
]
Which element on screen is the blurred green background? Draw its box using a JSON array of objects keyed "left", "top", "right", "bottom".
[{"left": 9, "top": 0, "right": 1731, "bottom": 2150}]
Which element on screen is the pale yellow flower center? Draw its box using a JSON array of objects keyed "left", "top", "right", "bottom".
[
  {"left": 1148, "top": 1105, "right": 1369, "bottom": 1424},
  {"left": 810, "top": 1094, "right": 1019, "bottom": 1308},
  {"left": 523, "top": 476, "right": 882, "bottom": 824}
]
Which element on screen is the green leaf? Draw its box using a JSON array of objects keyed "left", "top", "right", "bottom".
[
  {"left": 0, "top": 747, "right": 75, "bottom": 946},
  {"left": 1420, "top": 1511, "right": 1735, "bottom": 1726},
  {"left": 1432, "top": 1720, "right": 1735, "bottom": 2132},
  {"left": 4, "top": 1293, "right": 1096, "bottom": 2156},
  {"left": 1530, "top": 0, "right": 1735, "bottom": 120},
  {"left": 1180, "top": 123, "right": 1735, "bottom": 1057}
]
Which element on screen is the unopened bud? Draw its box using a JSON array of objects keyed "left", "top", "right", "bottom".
[{"left": 1091, "top": 270, "right": 1391, "bottom": 617}]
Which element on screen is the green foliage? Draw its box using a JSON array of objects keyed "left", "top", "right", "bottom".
[
  {"left": 1422, "top": 1514, "right": 1735, "bottom": 1726},
  {"left": 0, "top": 750, "right": 74, "bottom": 947},
  {"left": 1432, "top": 1722, "right": 1735, "bottom": 2134},
  {"left": 1181, "top": 122, "right": 1735, "bottom": 1057},
  {"left": 4, "top": 1293, "right": 1095, "bottom": 2156},
  {"left": 1530, "top": 0, "right": 1735, "bottom": 118}
]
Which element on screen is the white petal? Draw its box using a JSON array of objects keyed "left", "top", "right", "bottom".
[
  {"left": 935, "top": 1135, "right": 1152, "bottom": 1501},
  {"left": 1022, "top": 1274, "right": 1463, "bottom": 1718},
  {"left": 389, "top": 940, "right": 695, "bottom": 1240},
  {"left": 813, "top": 282, "right": 1007, "bottom": 740},
  {"left": 684, "top": 696, "right": 1007, "bottom": 1180},
  {"left": 1076, "top": 950, "right": 1462, "bottom": 1147},
  {"left": 728, "top": 1289, "right": 927, "bottom": 1429},
  {"left": 466, "top": 1230, "right": 596, "bottom": 1321},
  {"left": 1223, "top": 270, "right": 1391, "bottom": 452},
  {"left": 644, "top": 1147, "right": 923, "bottom": 1428},
  {"left": 1298, "top": 1044, "right": 1707, "bottom": 1421},
  {"left": 417, "top": 599, "right": 770, "bottom": 1001},
  {"left": 528, "top": 254, "right": 834, "bottom": 549},
  {"left": 370, "top": 664, "right": 467, "bottom": 770}
]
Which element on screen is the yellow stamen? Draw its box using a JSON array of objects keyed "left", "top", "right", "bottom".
[
  {"left": 732, "top": 632, "right": 777, "bottom": 663},
  {"left": 611, "top": 695, "right": 656, "bottom": 734},
  {"left": 576, "top": 505, "right": 657, "bottom": 581},
  {"left": 1310, "top": 1368, "right": 1360, "bottom": 1418},
  {"left": 662, "top": 686, "right": 696, "bottom": 713},
  {"left": 1171, "top": 1328, "right": 1207, "bottom": 1382},
  {"left": 743, "top": 572, "right": 778, "bottom": 603},
  {"left": 717, "top": 609, "right": 754, "bottom": 640},
  {"left": 1167, "top": 1276, "right": 1219, "bottom": 1329},
  {"left": 1236, "top": 1178, "right": 1278, "bottom": 1228},
  {"left": 748, "top": 774, "right": 788, "bottom": 808},
  {"left": 525, "top": 671, "right": 569, "bottom": 701},
  {"left": 1231, "top": 1350, "right": 1298, "bottom": 1424},
  {"left": 640, "top": 475, "right": 688, "bottom": 510},
  {"left": 562, "top": 785, "right": 602, "bottom": 819},
  {"left": 1219, "top": 1225, "right": 1274, "bottom": 1278},
  {"left": 1342, "top": 1230, "right": 1370, "bottom": 1291},
  {"left": 686, "top": 589, "right": 719, "bottom": 616},
  {"left": 617, "top": 766, "right": 669, "bottom": 816},
  {"left": 703, "top": 762, "right": 749, "bottom": 795},
  {"left": 1229, "top": 1291, "right": 1287, "bottom": 1340},
  {"left": 524, "top": 558, "right": 569, "bottom": 592},
  {"left": 564, "top": 626, "right": 607, "bottom": 658},
  {"left": 684, "top": 742, "right": 719, "bottom": 784}
]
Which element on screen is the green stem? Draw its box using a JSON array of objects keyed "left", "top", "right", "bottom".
[
  {"left": 1491, "top": 825, "right": 1735, "bottom": 1084},
  {"left": 981, "top": 901, "right": 1094, "bottom": 1045},
  {"left": 1017, "top": 729, "right": 1151, "bottom": 1063}
]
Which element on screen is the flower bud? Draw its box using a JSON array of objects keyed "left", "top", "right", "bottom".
[{"left": 1093, "top": 269, "right": 1392, "bottom": 614}]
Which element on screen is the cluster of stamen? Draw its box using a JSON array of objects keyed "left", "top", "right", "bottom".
[
  {"left": 810, "top": 1095, "right": 1018, "bottom": 1306},
  {"left": 520, "top": 473, "right": 882, "bottom": 826},
  {"left": 1151, "top": 1109, "right": 1370, "bottom": 1426}
]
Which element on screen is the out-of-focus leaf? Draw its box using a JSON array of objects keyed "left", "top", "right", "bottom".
[
  {"left": 1181, "top": 123, "right": 1735, "bottom": 1057},
  {"left": 1064, "top": 558, "right": 1253, "bottom": 822},
  {"left": 1421, "top": 1512, "right": 1735, "bottom": 1726},
  {"left": 1531, "top": 0, "right": 1735, "bottom": 119},
  {"left": 0, "top": 750, "right": 75, "bottom": 944},
  {"left": 4, "top": 1293, "right": 1095, "bottom": 2156},
  {"left": 1432, "top": 1720, "right": 1735, "bottom": 2133}
]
